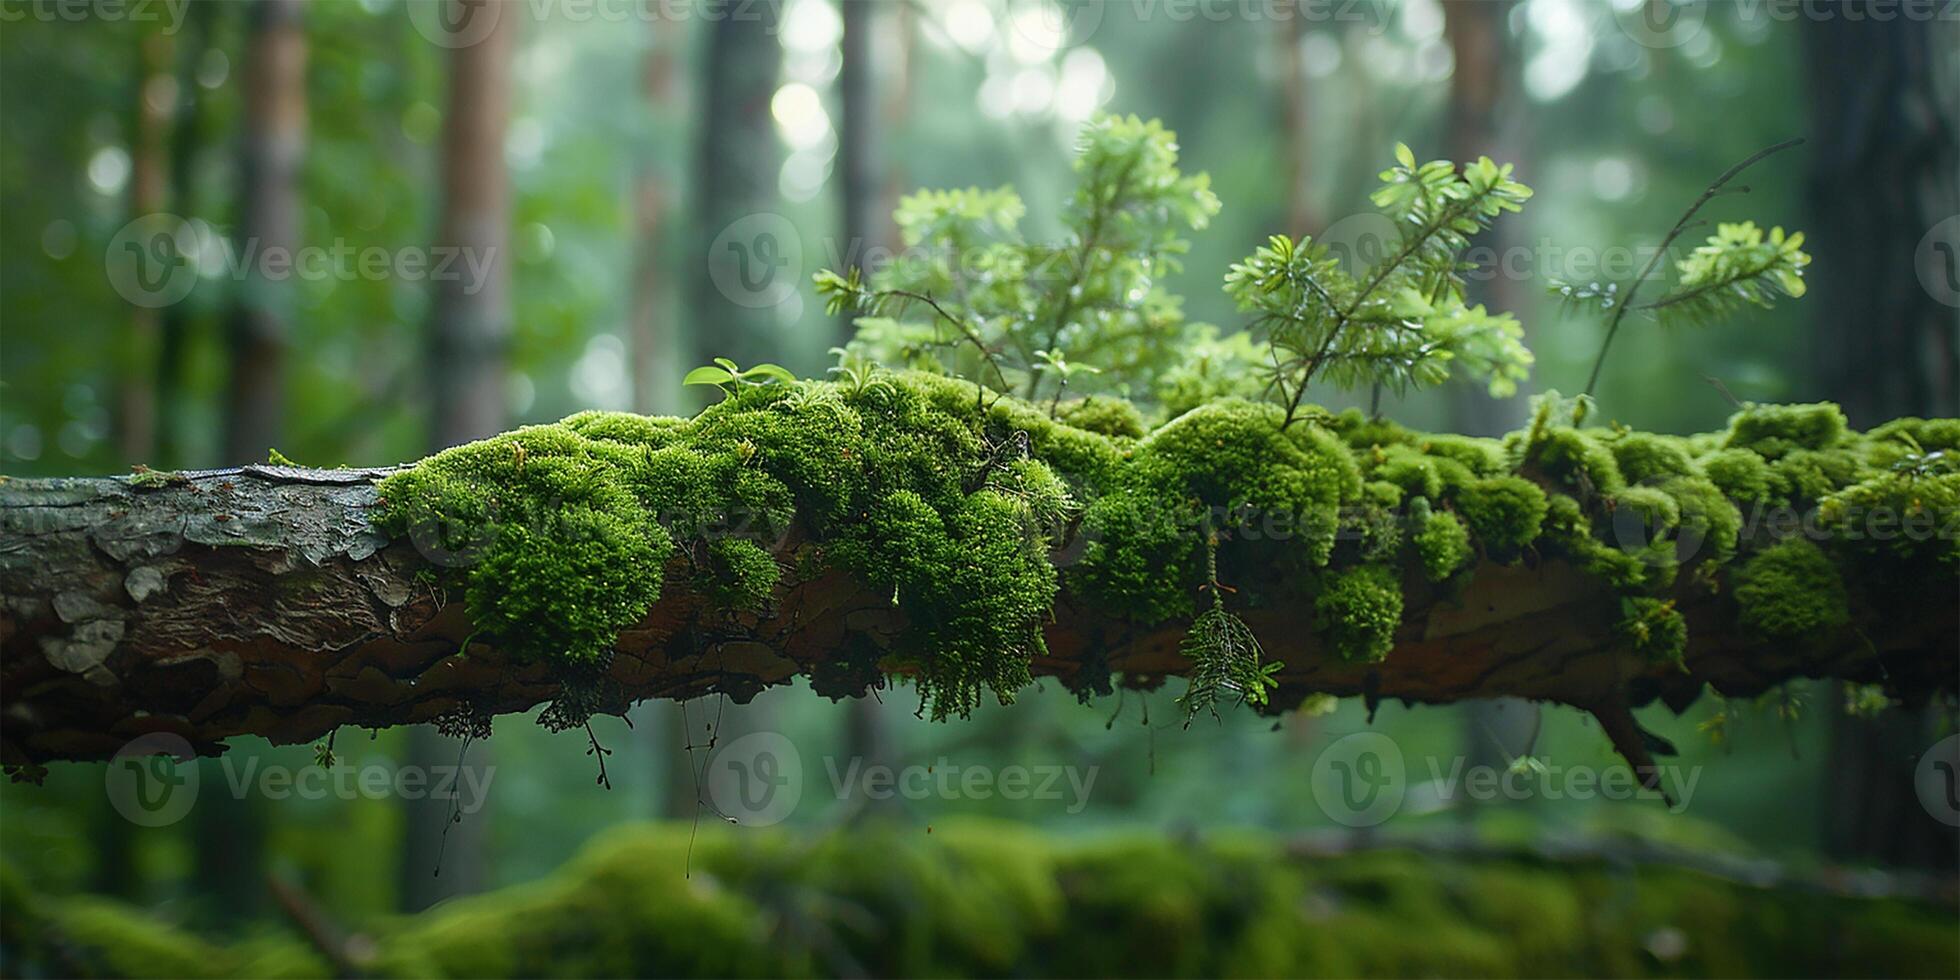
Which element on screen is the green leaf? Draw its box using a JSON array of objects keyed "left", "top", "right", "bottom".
[
  {"left": 741, "top": 363, "right": 797, "bottom": 385},
  {"left": 683, "top": 366, "right": 737, "bottom": 387}
]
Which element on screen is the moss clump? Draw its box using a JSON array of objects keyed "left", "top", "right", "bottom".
[
  {"left": 1613, "top": 486, "right": 1681, "bottom": 531},
  {"left": 1075, "top": 400, "right": 1358, "bottom": 623},
  {"left": 1056, "top": 396, "right": 1146, "bottom": 440},
  {"left": 1366, "top": 444, "right": 1445, "bottom": 501},
  {"left": 1540, "top": 494, "right": 1651, "bottom": 589},
  {"left": 699, "top": 538, "right": 781, "bottom": 611},
  {"left": 1609, "top": 432, "right": 1701, "bottom": 484},
  {"left": 1412, "top": 506, "right": 1472, "bottom": 582},
  {"left": 1509, "top": 427, "right": 1625, "bottom": 497},
  {"left": 1699, "top": 448, "right": 1776, "bottom": 505},
  {"left": 1817, "top": 471, "right": 1960, "bottom": 567},
  {"left": 1769, "top": 448, "right": 1863, "bottom": 503},
  {"left": 1454, "top": 476, "right": 1549, "bottom": 560},
  {"left": 1723, "top": 402, "right": 1848, "bottom": 458},
  {"left": 1731, "top": 539, "right": 1850, "bottom": 639},
  {"left": 1360, "top": 480, "right": 1404, "bottom": 509},
  {"left": 1617, "top": 596, "right": 1687, "bottom": 665},
  {"left": 1313, "top": 564, "right": 1403, "bottom": 663},
  {"left": 1662, "top": 476, "right": 1742, "bottom": 565},
  {"left": 380, "top": 373, "right": 1074, "bottom": 720},
  {"left": 1415, "top": 433, "right": 1506, "bottom": 480}
]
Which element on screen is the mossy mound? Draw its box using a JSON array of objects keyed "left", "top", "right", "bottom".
[{"left": 8, "top": 823, "right": 1957, "bottom": 978}]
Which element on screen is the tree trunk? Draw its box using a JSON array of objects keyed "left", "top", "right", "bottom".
[
  {"left": 118, "top": 26, "right": 175, "bottom": 465},
  {"left": 690, "top": 0, "right": 783, "bottom": 377},
  {"left": 629, "top": 22, "right": 687, "bottom": 417},
  {"left": 1803, "top": 7, "right": 1960, "bottom": 870},
  {"left": 220, "top": 0, "right": 307, "bottom": 466},
  {"left": 3, "top": 466, "right": 1951, "bottom": 781}
]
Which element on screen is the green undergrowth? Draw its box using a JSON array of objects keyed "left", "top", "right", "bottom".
[
  {"left": 375, "top": 372, "right": 1958, "bottom": 720},
  {"left": 6, "top": 822, "right": 1957, "bottom": 978}
]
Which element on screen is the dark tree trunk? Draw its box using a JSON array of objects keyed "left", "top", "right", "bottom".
[
  {"left": 220, "top": 0, "right": 307, "bottom": 466},
  {"left": 1804, "top": 8, "right": 1960, "bottom": 871},
  {"left": 690, "top": 0, "right": 783, "bottom": 378}
]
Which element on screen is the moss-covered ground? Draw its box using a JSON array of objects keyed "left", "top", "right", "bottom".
[{"left": 4, "top": 821, "right": 1955, "bottom": 978}]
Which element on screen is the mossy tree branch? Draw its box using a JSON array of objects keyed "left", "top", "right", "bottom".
[{"left": 3, "top": 399, "right": 1953, "bottom": 776}]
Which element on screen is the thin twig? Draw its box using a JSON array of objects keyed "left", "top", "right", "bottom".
[{"left": 1581, "top": 138, "right": 1804, "bottom": 397}]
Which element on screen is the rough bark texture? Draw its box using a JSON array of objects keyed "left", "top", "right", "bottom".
[{"left": 4, "top": 466, "right": 1952, "bottom": 775}]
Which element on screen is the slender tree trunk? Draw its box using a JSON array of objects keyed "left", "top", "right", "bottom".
[
  {"left": 1804, "top": 7, "right": 1960, "bottom": 870},
  {"left": 118, "top": 27, "right": 174, "bottom": 465},
  {"left": 403, "top": 0, "right": 517, "bottom": 911},
  {"left": 155, "top": 1, "right": 215, "bottom": 470},
  {"left": 220, "top": 0, "right": 307, "bottom": 466},
  {"left": 1278, "top": 10, "right": 1317, "bottom": 236},
  {"left": 630, "top": 23, "right": 687, "bottom": 417},
  {"left": 691, "top": 0, "right": 783, "bottom": 377}
]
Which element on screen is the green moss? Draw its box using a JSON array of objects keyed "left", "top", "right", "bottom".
[
  {"left": 1609, "top": 432, "right": 1701, "bottom": 484},
  {"left": 1662, "top": 476, "right": 1742, "bottom": 565},
  {"left": 8, "top": 825, "right": 1958, "bottom": 979},
  {"left": 1617, "top": 596, "right": 1688, "bottom": 664},
  {"left": 1613, "top": 486, "right": 1681, "bottom": 531},
  {"left": 1367, "top": 444, "right": 1445, "bottom": 501},
  {"left": 380, "top": 372, "right": 1075, "bottom": 720},
  {"left": 1313, "top": 564, "right": 1404, "bottom": 663},
  {"left": 1075, "top": 400, "right": 1357, "bottom": 623},
  {"left": 1723, "top": 402, "right": 1848, "bottom": 457},
  {"left": 1361, "top": 480, "right": 1404, "bottom": 509},
  {"left": 1700, "top": 448, "right": 1776, "bottom": 505},
  {"left": 1817, "top": 471, "right": 1960, "bottom": 566},
  {"left": 1731, "top": 539, "right": 1850, "bottom": 639},
  {"left": 1454, "top": 476, "right": 1550, "bottom": 560},
  {"left": 1056, "top": 396, "right": 1146, "bottom": 439},
  {"left": 698, "top": 538, "right": 780, "bottom": 610},
  {"left": 1415, "top": 433, "right": 1506, "bottom": 479},
  {"left": 1412, "top": 506, "right": 1472, "bottom": 582},
  {"left": 1770, "top": 447, "right": 1863, "bottom": 503},
  {"left": 1541, "top": 494, "right": 1651, "bottom": 589},
  {"left": 1508, "top": 426, "right": 1626, "bottom": 497},
  {"left": 1870, "top": 416, "right": 1960, "bottom": 452}
]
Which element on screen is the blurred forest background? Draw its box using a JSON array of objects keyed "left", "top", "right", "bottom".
[{"left": 1, "top": 0, "right": 1956, "bottom": 950}]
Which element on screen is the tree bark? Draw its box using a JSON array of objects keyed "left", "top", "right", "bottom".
[{"left": 3, "top": 466, "right": 1952, "bottom": 780}]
